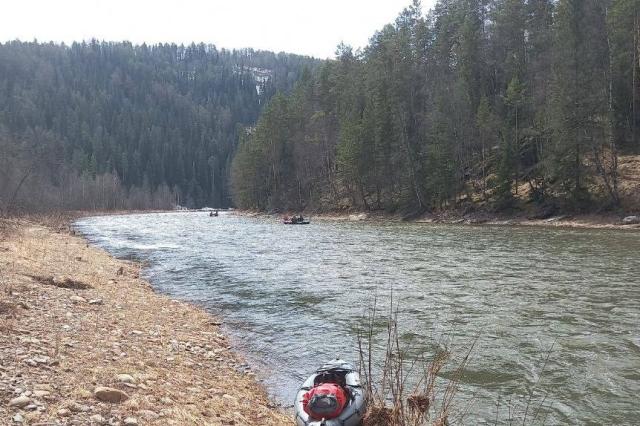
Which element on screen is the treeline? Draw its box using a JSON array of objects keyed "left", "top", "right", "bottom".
[
  {"left": 0, "top": 40, "right": 318, "bottom": 215},
  {"left": 0, "top": 128, "right": 176, "bottom": 213},
  {"left": 232, "top": 0, "right": 640, "bottom": 214}
]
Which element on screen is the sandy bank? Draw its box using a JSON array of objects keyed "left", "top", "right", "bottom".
[{"left": 0, "top": 219, "right": 290, "bottom": 425}]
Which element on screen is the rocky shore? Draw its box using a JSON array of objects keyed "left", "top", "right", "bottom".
[
  {"left": 0, "top": 219, "right": 290, "bottom": 425},
  {"left": 237, "top": 209, "right": 640, "bottom": 230}
]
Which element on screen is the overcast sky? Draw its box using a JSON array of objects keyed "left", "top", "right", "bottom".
[{"left": 0, "top": 0, "right": 437, "bottom": 59}]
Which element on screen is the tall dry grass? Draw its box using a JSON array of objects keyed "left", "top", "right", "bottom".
[
  {"left": 356, "top": 296, "right": 557, "bottom": 426},
  {"left": 357, "top": 296, "right": 475, "bottom": 426}
]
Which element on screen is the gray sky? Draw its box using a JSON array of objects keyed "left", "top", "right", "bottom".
[{"left": 0, "top": 0, "right": 436, "bottom": 59}]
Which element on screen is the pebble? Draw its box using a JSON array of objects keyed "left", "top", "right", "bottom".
[
  {"left": 57, "top": 408, "right": 71, "bottom": 417},
  {"left": 89, "top": 414, "right": 106, "bottom": 424},
  {"left": 68, "top": 401, "right": 91, "bottom": 412},
  {"left": 34, "top": 384, "right": 54, "bottom": 391},
  {"left": 138, "top": 409, "right": 159, "bottom": 420},
  {"left": 88, "top": 299, "right": 103, "bottom": 305},
  {"left": 123, "top": 417, "right": 138, "bottom": 425},
  {"left": 33, "top": 355, "right": 50, "bottom": 364},
  {"left": 70, "top": 295, "right": 87, "bottom": 303},
  {"left": 94, "top": 386, "right": 129, "bottom": 403},
  {"left": 12, "top": 413, "right": 24, "bottom": 423},
  {"left": 117, "top": 373, "right": 135, "bottom": 384},
  {"left": 9, "top": 395, "right": 31, "bottom": 408}
]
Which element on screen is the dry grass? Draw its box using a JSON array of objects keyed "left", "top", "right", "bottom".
[
  {"left": 617, "top": 155, "right": 640, "bottom": 211},
  {"left": 27, "top": 274, "right": 93, "bottom": 290},
  {"left": 358, "top": 297, "right": 475, "bottom": 426},
  {"left": 0, "top": 220, "right": 291, "bottom": 425},
  {"left": 356, "top": 299, "right": 559, "bottom": 426}
]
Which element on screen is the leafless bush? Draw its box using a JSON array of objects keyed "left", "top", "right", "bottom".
[
  {"left": 357, "top": 295, "right": 558, "bottom": 426},
  {"left": 0, "top": 129, "right": 177, "bottom": 216},
  {"left": 357, "top": 296, "right": 475, "bottom": 426}
]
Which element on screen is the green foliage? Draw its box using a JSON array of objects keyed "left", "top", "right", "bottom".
[
  {"left": 0, "top": 41, "right": 318, "bottom": 209},
  {"left": 231, "top": 0, "right": 635, "bottom": 213}
]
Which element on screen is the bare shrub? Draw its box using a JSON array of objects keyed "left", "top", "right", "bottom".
[{"left": 357, "top": 296, "right": 475, "bottom": 426}]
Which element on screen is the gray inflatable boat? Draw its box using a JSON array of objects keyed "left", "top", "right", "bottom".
[{"left": 294, "top": 359, "right": 366, "bottom": 426}]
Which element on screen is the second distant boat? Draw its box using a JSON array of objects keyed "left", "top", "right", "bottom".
[{"left": 284, "top": 215, "right": 310, "bottom": 225}]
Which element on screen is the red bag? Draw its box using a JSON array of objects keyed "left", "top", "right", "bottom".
[{"left": 302, "top": 383, "right": 348, "bottom": 419}]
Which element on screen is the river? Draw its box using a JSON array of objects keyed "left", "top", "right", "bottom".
[{"left": 75, "top": 211, "right": 640, "bottom": 425}]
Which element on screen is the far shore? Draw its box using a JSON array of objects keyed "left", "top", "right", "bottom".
[
  {"left": 233, "top": 209, "right": 640, "bottom": 231},
  {"left": 9, "top": 206, "right": 639, "bottom": 232}
]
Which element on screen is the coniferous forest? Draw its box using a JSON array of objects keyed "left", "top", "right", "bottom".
[
  {"left": 0, "top": 40, "right": 317, "bottom": 214},
  {"left": 232, "top": 0, "right": 640, "bottom": 215},
  {"left": 1, "top": 0, "right": 639, "bottom": 217}
]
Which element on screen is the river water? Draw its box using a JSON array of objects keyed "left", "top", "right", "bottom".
[{"left": 75, "top": 212, "right": 640, "bottom": 425}]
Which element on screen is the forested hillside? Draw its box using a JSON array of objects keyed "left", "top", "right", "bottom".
[
  {"left": 0, "top": 41, "right": 317, "bottom": 214},
  {"left": 232, "top": 0, "right": 640, "bottom": 215}
]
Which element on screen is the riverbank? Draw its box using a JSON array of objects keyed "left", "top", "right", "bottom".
[
  {"left": 0, "top": 218, "right": 290, "bottom": 425},
  {"left": 239, "top": 209, "right": 640, "bottom": 230}
]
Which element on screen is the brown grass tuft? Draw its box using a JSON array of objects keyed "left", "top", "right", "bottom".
[
  {"left": 362, "top": 403, "right": 395, "bottom": 426},
  {"left": 0, "top": 300, "right": 18, "bottom": 316},
  {"left": 27, "top": 274, "right": 92, "bottom": 289}
]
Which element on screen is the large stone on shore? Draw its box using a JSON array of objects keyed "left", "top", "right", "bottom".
[
  {"left": 622, "top": 215, "right": 640, "bottom": 225},
  {"left": 8, "top": 395, "right": 31, "bottom": 408},
  {"left": 57, "top": 408, "right": 71, "bottom": 417},
  {"left": 117, "top": 374, "right": 135, "bottom": 384},
  {"left": 70, "top": 295, "right": 87, "bottom": 303},
  {"left": 94, "top": 386, "right": 129, "bottom": 403},
  {"left": 89, "top": 414, "right": 106, "bottom": 424}
]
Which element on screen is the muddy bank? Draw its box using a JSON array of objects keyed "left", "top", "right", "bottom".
[{"left": 0, "top": 219, "right": 290, "bottom": 425}]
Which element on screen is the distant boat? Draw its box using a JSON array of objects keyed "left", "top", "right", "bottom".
[
  {"left": 209, "top": 211, "right": 219, "bottom": 217},
  {"left": 284, "top": 219, "right": 310, "bottom": 225},
  {"left": 294, "top": 359, "right": 365, "bottom": 426},
  {"left": 284, "top": 216, "right": 309, "bottom": 225}
]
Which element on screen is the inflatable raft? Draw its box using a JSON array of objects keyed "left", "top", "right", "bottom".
[{"left": 294, "top": 359, "right": 366, "bottom": 426}]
